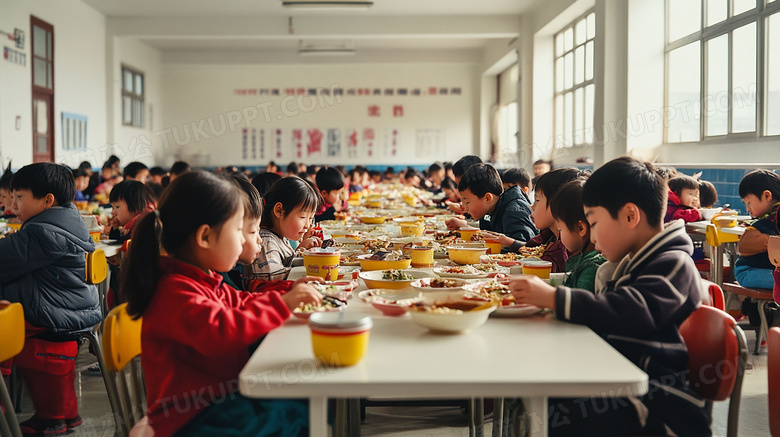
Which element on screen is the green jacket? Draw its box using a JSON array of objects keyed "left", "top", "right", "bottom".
[{"left": 563, "top": 249, "right": 606, "bottom": 292}]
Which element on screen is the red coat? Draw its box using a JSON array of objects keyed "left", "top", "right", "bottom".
[
  {"left": 665, "top": 190, "right": 702, "bottom": 223},
  {"left": 141, "top": 256, "right": 291, "bottom": 437}
]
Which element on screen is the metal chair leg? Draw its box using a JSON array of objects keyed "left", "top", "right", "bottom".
[
  {"left": 492, "top": 398, "right": 504, "bottom": 437},
  {"left": 347, "top": 398, "right": 361, "bottom": 437},
  {"left": 83, "top": 328, "right": 126, "bottom": 435}
]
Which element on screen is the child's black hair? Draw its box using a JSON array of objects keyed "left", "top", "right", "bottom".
[
  {"left": 121, "top": 171, "right": 243, "bottom": 317},
  {"left": 428, "top": 162, "right": 443, "bottom": 174},
  {"left": 109, "top": 180, "right": 158, "bottom": 214},
  {"left": 458, "top": 163, "right": 503, "bottom": 198},
  {"left": 667, "top": 175, "right": 700, "bottom": 195},
  {"left": 655, "top": 166, "right": 678, "bottom": 180},
  {"left": 582, "top": 157, "right": 666, "bottom": 228},
  {"left": 534, "top": 167, "right": 590, "bottom": 199},
  {"left": 738, "top": 169, "right": 780, "bottom": 200},
  {"left": 1, "top": 161, "right": 14, "bottom": 191},
  {"left": 149, "top": 166, "right": 167, "bottom": 177},
  {"left": 123, "top": 162, "right": 149, "bottom": 179},
  {"left": 699, "top": 180, "right": 718, "bottom": 208},
  {"left": 384, "top": 166, "right": 395, "bottom": 175},
  {"left": 78, "top": 161, "right": 92, "bottom": 174},
  {"left": 170, "top": 161, "right": 191, "bottom": 176},
  {"left": 286, "top": 162, "right": 299, "bottom": 174},
  {"left": 452, "top": 155, "right": 483, "bottom": 178},
  {"left": 501, "top": 168, "right": 531, "bottom": 189},
  {"left": 230, "top": 174, "right": 262, "bottom": 220},
  {"left": 441, "top": 177, "right": 457, "bottom": 191},
  {"left": 11, "top": 162, "right": 75, "bottom": 206},
  {"left": 260, "top": 176, "right": 321, "bottom": 229},
  {"left": 550, "top": 180, "right": 587, "bottom": 232},
  {"left": 72, "top": 167, "right": 89, "bottom": 179},
  {"left": 315, "top": 167, "right": 346, "bottom": 192},
  {"left": 252, "top": 171, "right": 283, "bottom": 197}
]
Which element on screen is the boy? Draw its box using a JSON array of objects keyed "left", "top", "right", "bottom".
[
  {"left": 665, "top": 174, "right": 702, "bottom": 223},
  {"left": 734, "top": 169, "right": 780, "bottom": 289},
  {"left": 0, "top": 163, "right": 101, "bottom": 435},
  {"left": 509, "top": 157, "right": 709, "bottom": 436},
  {"left": 123, "top": 161, "right": 149, "bottom": 183},
  {"left": 0, "top": 161, "right": 14, "bottom": 217},
  {"left": 148, "top": 166, "right": 168, "bottom": 185},
  {"left": 500, "top": 167, "right": 531, "bottom": 195},
  {"left": 446, "top": 163, "right": 537, "bottom": 246},
  {"left": 169, "top": 160, "right": 191, "bottom": 181},
  {"left": 72, "top": 167, "right": 90, "bottom": 201},
  {"left": 314, "top": 167, "right": 348, "bottom": 223}
]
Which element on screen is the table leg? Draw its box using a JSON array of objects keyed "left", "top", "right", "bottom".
[
  {"left": 492, "top": 398, "right": 504, "bottom": 437},
  {"left": 310, "top": 396, "right": 328, "bottom": 437},
  {"left": 521, "top": 397, "right": 547, "bottom": 437},
  {"left": 711, "top": 245, "right": 723, "bottom": 286},
  {"left": 475, "top": 398, "right": 484, "bottom": 437}
]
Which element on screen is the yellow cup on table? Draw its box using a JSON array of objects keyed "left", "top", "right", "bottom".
[
  {"left": 459, "top": 227, "right": 479, "bottom": 241},
  {"left": 400, "top": 224, "right": 425, "bottom": 237},
  {"left": 303, "top": 249, "right": 340, "bottom": 281},
  {"left": 484, "top": 238, "right": 503, "bottom": 255},
  {"left": 410, "top": 246, "right": 434, "bottom": 268},
  {"left": 310, "top": 313, "right": 373, "bottom": 367},
  {"left": 522, "top": 260, "right": 552, "bottom": 279}
]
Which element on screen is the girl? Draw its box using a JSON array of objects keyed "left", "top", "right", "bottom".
[
  {"left": 0, "top": 161, "right": 16, "bottom": 218},
  {"left": 107, "top": 180, "right": 157, "bottom": 242},
  {"left": 549, "top": 180, "right": 606, "bottom": 292},
  {"left": 120, "top": 171, "right": 320, "bottom": 437},
  {"left": 244, "top": 177, "right": 322, "bottom": 286}
]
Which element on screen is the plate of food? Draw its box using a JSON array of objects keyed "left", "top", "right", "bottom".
[
  {"left": 310, "top": 280, "right": 359, "bottom": 300},
  {"left": 405, "top": 300, "right": 497, "bottom": 333},
  {"left": 291, "top": 297, "right": 347, "bottom": 319},
  {"left": 358, "top": 269, "right": 435, "bottom": 290},
  {"left": 463, "top": 281, "right": 542, "bottom": 317},
  {"left": 358, "top": 289, "right": 422, "bottom": 316},
  {"left": 433, "top": 265, "right": 490, "bottom": 279},
  {"left": 480, "top": 253, "right": 525, "bottom": 267}
]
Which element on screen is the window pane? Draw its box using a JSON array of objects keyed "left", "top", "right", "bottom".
[
  {"left": 574, "top": 46, "right": 585, "bottom": 85},
  {"left": 135, "top": 74, "right": 143, "bottom": 96},
  {"left": 586, "top": 13, "right": 595, "bottom": 40},
  {"left": 555, "top": 33, "right": 564, "bottom": 57},
  {"left": 123, "top": 70, "right": 133, "bottom": 93},
  {"left": 585, "top": 84, "right": 595, "bottom": 143},
  {"left": 767, "top": 13, "right": 780, "bottom": 135},
  {"left": 668, "top": 0, "right": 701, "bottom": 41},
  {"left": 732, "top": 0, "right": 755, "bottom": 16},
  {"left": 46, "top": 31, "right": 52, "bottom": 60},
  {"left": 33, "top": 26, "right": 46, "bottom": 57},
  {"left": 46, "top": 62, "right": 52, "bottom": 89},
  {"left": 585, "top": 41, "right": 594, "bottom": 80},
  {"left": 574, "top": 87, "right": 584, "bottom": 144},
  {"left": 35, "top": 100, "right": 48, "bottom": 134},
  {"left": 33, "top": 58, "right": 47, "bottom": 88},
  {"left": 667, "top": 42, "right": 701, "bottom": 142},
  {"left": 555, "top": 95, "right": 564, "bottom": 146},
  {"left": 732, "top": 22, "right": 756, "bottom": 132},
  {"left": 575, "top": 18, "right": 586, "bottom": 45},
  {"left": 37, "top": 136, "right": 48, "bottom": 154},
  {"left": 123, "top": 96, "right": 133, "bottom": 124},
  {"left": 564, "top": 52, "right": 573, "bottom": 89},
  {"left": 706, "top": 35, "right": 728, "bottom": 136},
  {"left": 706, "top": 0, "right": 727, "bottom": 27},
  {"left": 564, "top": 92, "right": 573, "bottom": 147},
  {"left": 555, "top": 57, "right": 564, "bottom": 92},
  {"left": 564, "top": 27, "right": 573, "bottom": 52},
  {"left": 133, "top": 99, "right": 144, "bottom": 127}
]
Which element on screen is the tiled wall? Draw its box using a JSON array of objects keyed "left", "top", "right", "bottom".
[{"left": 674, "top": 167, "right": 780, "bottom": 213}]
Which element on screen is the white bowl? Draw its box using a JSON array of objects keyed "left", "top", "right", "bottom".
[
  {"left": 698, "top": 208, "right": 722, "bottom": 220},
  {"left": 358, "top": 269, "right": 436, "bottom": 289},
  {"left": 410, "top": 278, "right": 468, "bottom": 303},
  {"left": 407, "top": 303, "right": 497, "bottom": 333}
]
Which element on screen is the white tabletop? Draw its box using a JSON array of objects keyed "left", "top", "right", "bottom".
[
  {"left": 686, "top": 220, "right": 748, "bottom": 236},
  {"left": 94, "top": 241, "right": 120, "bottom": 258},
  {"left": 239, "top": 267, "right": 648, "bottom": 436}
]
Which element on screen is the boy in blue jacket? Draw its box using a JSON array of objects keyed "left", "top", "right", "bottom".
[
  {"left": 510, "top": 157, "right": 710, "bottom": 436},
  {"left": 0, "top": 163, "right": 100, "bottom": 435}
]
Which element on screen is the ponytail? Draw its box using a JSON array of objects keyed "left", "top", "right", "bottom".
[{"left": 121, "top": 212, "right": 162, "bottom": 318}]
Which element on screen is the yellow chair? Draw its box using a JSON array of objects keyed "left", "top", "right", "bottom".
[
  {"left": 0, "top": 303, "right": 24, "bottom": 437},
  {"left": 102, "top": 303, "right": 145, "bottom": 436},
  {"left": 85, "top": 248, "right": 108, "bottom": 285}
]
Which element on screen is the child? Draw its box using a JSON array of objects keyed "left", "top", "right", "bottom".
[
  {"left": 509, "top": 157, "right": 709, "bottom": 436},
  {"left": 72, "top": 167, "right": 91, "bottom": 201},
  {"left": 445, "top": 163, "right": 537, "bottom": 246},
  {"left": 252, "top": 171, "right": 283, "bottom": 197},
  {"left": 314, "top": 167, "right": 348, "bottom": 223},
  {"left": 734, "top": 169, "right": 780, "bottom": 289},
  {"left": 698, "top": 179, "right": 718, "bottom": 208},
  {"left": 107, "top": 180, "right": 157, "bottom": 242},
  {"left": 549, "top": 180, "right": 606, "bottom": 292},
  {"left": 500, "top": 167, "right": 531, "bottom": 195},
  {"left": 0, "top": 161, "right": 15, "bottom": 217},
  {"left": 244, "top": 177, "right": 322, "bottom": 285},
  {"left": 123, "top": 161, "right": 149, "bottom": 183},
  {"left": 0, "top": 163, "right": 100, "bottom": 435},
  {"left": 120, "top": 171, "right": 320, "bottom": 437},
  {"left": 665, "top": 175, "right": 702, "bottom": 223}
]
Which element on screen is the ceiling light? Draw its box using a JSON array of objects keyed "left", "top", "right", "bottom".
[{"left": 282, "top": 0, "right": 373, "bottom": 8}]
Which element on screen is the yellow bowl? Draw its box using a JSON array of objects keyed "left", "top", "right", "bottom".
[
  {"left": 447, "top": 246, "right": 488, "bottom": 265},
  {"left": 7, "top": 222, "right": 21, "bottom": 230},
  {"left": 366, "top": 200, "right": 383, "bottom": 208},
  {"left": 89, "top": 231, "right": 102, "bottom": 243},
  {"left": 522, "top": 260, "right": 552, "bottom": 279},
  {"left": 459, "top": 227, "right": 480, "bottom": 241},
  {"left": 303, "top": 250, "right": 340, "bottom": 281},
  {"left": 359, "top": 256, "right": 412, "bottom": 271},
  {"left": 309, "top": 313, "right": 373, "bottom": 367},
  {"left": 402, "top": 195, "right": 418, "bottom": 206},
  {"left": 484, "top": 239, "right": 503, "bottom": 255},
  {"left": 359, "top": 216, "right": 388, "bottom": 224},
  {"left": 410, "top": 246, "right": 434, "bottom": 268},
  {"left": 358, "top": 269, "right": 435, "bottom": 290},
  {"left": 400, "top": 224, "right": 425, "bottom": 237}
]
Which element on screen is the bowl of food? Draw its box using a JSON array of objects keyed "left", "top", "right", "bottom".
[
  {"left": 447, "top": 245, "right": 488, "bottom": 265},
  {"left": 292, "top": 299, "right": 346, "bottom": 320},
  {"left": 406, "top": 300, "right": 497, "bottom": 333},
  {"left": 411, "top": 277, "right": 468, "bottom": 303},
  {"left": 359, "top": 288, "right": 422, "bottom": 316},
  {"left": 358, "top": 253, "right": 412, "bottom": 271},
  {"left": 459, "top": 227, "right": 480, "bottom": 241},
  {"left": 359, "top": 215, "right": 389, "bottom": 224},
  {"left": 359, "top": 269, "right": 435, "bottom": 290}
]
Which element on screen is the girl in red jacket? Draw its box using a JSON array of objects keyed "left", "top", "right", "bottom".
[{"left": 120, "top": 171, "right": 320, "bottom": 437}]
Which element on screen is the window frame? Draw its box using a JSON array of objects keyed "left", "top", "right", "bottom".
[
  {"left": 121, "top": 65, "right": 145, "bottom": 128},
  {"left": 553, "top": 9, "right": 596, "bottom": 149},
  {"left": 664, "top": 0, "right": 780, "bottom": 143}
]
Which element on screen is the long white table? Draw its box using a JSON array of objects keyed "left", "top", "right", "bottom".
[{"left": 239, "top": 267, "right": 648, "bottom": 437}]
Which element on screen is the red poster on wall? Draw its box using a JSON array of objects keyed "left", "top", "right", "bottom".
[
  {"left": 307, "top": 129, "right": 323, "bottom": 157},
  {"left": 292, "top": 129, "right": 302, "bottom": 159}
]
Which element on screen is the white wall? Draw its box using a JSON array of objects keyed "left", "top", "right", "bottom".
[
  {"left": 0, "top": 0, "right": 106, "bottom": 170},
  {"left": 159, "top": 63, "right": 480, "bottom": 168}
]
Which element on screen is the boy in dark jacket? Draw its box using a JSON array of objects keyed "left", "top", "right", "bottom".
[
  {"left": 445, "top": 163, "right": 538, "bottom": 247},
  {"left": 509, "top": 157, "right": 710, "bottom": 436},
  {"left": 0, "top": 163, "right": 100, "bottom": 435},
  {"left": 734, "top": 169, "right": 780, "bottom": 289}
]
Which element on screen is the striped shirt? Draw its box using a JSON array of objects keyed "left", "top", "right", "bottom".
[{"left": 243, "top": 227, "right": 295, "bottom": 285}]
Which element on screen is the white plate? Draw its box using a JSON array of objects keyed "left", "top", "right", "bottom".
[
  {"left": 492, "top": 304, "right": 544, "bottom": 318},
  {"left": 432, "top": 267, "right": 489, "bottom": 279}
]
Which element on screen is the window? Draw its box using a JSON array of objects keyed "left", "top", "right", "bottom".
[
  {"left": 665, "top": 0, "right": 780, "bottom": 142},
  {"left": 553, "top": 11, "right": 595, "bottom": 149},
  {"left": 121, "top": 65, "right": 144, "bottom": 127},
  {"left": 496, "top": 64, "right": 519, "bottom": 155}
]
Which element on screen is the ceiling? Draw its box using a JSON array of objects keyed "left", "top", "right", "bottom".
[{"left": 82, "top": 0, "right": 531, "bottom": 62}]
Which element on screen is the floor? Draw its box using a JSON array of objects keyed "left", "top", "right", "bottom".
[{"left": 12, "top": 328, "right": 772, "bottom": 437}]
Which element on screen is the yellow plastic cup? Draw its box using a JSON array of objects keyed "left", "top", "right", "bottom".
[
  {"left": 400, "top": 224, "right": 425, "bottom": 237},
  {"left": 410, "top": 246, "right": 434, "bottom": 268},
  {"left": 484, "top": 239, "right": 503, "bottom": 255},
  {"left": 74, "top": 200, "right": 88, "bottom": 210},
  {"left": 402, "top": 195, "right": 418, "bottom": 206},
  {"left": 522, "top": 260, "right": 552, "bottom": 279},
  {"left": 459, "top": 227, "right": 479, "bottom": 241},
  {"left": 303, "top": 250, "right": 340, "bottom": 281},
  {"left": 309, "top": 313, "right": 373, "bottom": 367}
]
